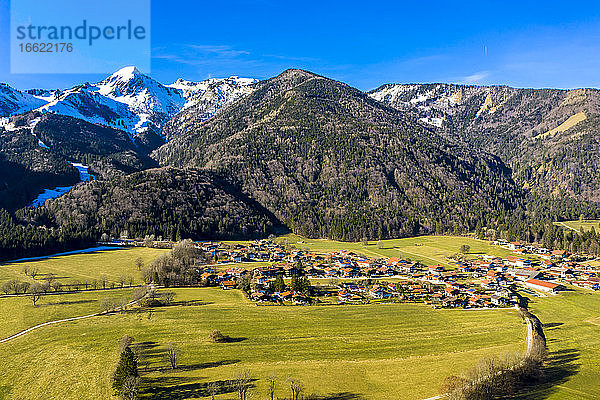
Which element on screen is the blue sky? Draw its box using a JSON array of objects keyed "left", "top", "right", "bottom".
[{"left": 1, "top": 0, "right": 600, "bottom": 91}]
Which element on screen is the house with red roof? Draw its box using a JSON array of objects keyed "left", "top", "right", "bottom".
[{"left": 524, "top": 279, "right": 564, "bottom": 293}]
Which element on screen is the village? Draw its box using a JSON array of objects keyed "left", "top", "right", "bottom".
[{"left": 134, "top": 237, "right": 600, "bottom": 308}]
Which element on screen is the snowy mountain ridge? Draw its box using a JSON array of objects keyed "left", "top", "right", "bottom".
[
  {"left": 0, "top": 67, "right": 259, "bottom": 139},
  {"left": 0, "top": 83, "right": 48, "bottom": 117}
]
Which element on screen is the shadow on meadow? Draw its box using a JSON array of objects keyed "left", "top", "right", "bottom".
[
  {"left": 132, "top": 341, "right": 241, "bottom": 373},
  {"left": 509, "top": 347, "right": 581, "bottom": 400},
  {"left": 170, "top": 299, "right": 214, "bottom": 307},
  {"left": 542, "top": 322, "right": 563, "bottom": 330},
  {"left": 139, "top": 377, "right": 252, "bottom": 400},
  {"left": 42, "top": 299, "right": 96, "bottom": 306},
  {"left": 305, "top": 393, "right": 366, "bottom": 400}
]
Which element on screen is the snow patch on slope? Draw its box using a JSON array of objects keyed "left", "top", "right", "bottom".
[
  {"left": 419, "top": 116, "right": 444, "bottom": 127},
  {"left": 30, "top": 162, "right": 95, "bottom": 208}
]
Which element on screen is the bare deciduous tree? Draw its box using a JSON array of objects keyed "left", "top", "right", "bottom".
[
  {"left": 45, "top": 273, "right": 56, "bottom": 285},
  {"left": 161, "top": 290, "right": 176, "bottom": 305},
  {"left": 29, "top": 282, "right": 43, "bottom": 306},
  {"left": 2, "top": 279, "right": 20, "bottom": 294},
  {"left": 136, "top": 257, "right": 144, "bottom": 271},
  {"left": 100, "top": 297, "right": 117, "bottom": 313},
  {"left": 29, "top": 267, "right": 39, "bottom": 279},
  {"left": 232, "top": 369, "right": 252, "bottom": 400},
  {"left": 99, "top": 275, "right": 108, "bottom": 289},
  {"left": 119, "top": 335, "right": 134, "bottom": 353},
  {"left": 207, "top": 381, "right": 219, "bottom": 400},
  {"left": 164, "top": 343, "right": 180, "bottom": 369},
  {"left": 267, "top": 374, "right": 276, "bottom": 400},
  {"left": 19, "top": 281, "right": 30, "bottom": 294},
  {"left": 288, "top": 377, "right": 304, "bottom": 400},
  {"left": 121, "top": 375, "right": 140, "bottom": 400},
  {"left": 51, "top": 281, "right": 62, "bottom": 292}
]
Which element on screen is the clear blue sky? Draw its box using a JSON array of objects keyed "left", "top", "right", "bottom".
[{"left": 1, "top": 0, "right": 600, "bottom": 91}]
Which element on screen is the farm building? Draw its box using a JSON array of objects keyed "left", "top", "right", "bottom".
[{"left": 524, "top": 279, "right": 564, "bottom": 293}]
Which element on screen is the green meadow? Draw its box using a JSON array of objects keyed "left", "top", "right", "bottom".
[
  {"left": 0, "top": 288, "right": 525, "bottom": 400},
  {"left": 554, "top": 220, "right": 600, "bottom": 234},
  {"left": 518, "top": 288, "right": 600, "bottom": 399},
  {"left": 0, "top": 288, "right": 134, "bottom": 339},
  {"left": 277, "top": 234, "right": 518, "bottom": 267},
  {"left": 0, "top": 247, "right": 168, "bottom": 286},
  {"left": 2, "top": 237, "right": 595, "bottom": 400}
]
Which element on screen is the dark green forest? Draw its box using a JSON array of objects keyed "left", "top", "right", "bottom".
[{"left": 2, "top": 69, "right": 600, "bottom": 260}]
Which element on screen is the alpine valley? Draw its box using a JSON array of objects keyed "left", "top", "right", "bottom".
[{"left": 1, "top": 67, "right": 600, "bottom": 260}]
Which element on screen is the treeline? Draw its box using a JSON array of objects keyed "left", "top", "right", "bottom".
[
  {"left": 478, "top": 196, "right": 600, "bottom": 255},
  {"left": 442, "top": 309, "right": 547, "bottom": 400},
  {"left": 0, "top": 208, "right": 95, "bottom": 262}
]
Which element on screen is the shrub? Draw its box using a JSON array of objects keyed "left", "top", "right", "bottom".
[{"left": 208, "top": 330, "right": 230, "bottom": 343}]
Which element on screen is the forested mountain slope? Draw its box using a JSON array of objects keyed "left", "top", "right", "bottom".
[
  {"left": 369, "top": 84, "right": 600, "bottom": 202},
  {"left": 21, "top": 167, "right": 281, "bottom": 242},
  {"left": 154, "top": 69, "right": 522, "bottom": 240}
]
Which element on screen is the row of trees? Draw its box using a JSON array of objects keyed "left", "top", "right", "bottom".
[
  {"left": 1, "top": 275, "right": 137, "bottom": 296},
  {"left": 441, "top": 309, "right": 547, "bottom": 399}
]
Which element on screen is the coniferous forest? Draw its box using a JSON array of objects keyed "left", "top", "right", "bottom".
[{"left": 2, "top": 69, "right": 600, "bottom": 261}]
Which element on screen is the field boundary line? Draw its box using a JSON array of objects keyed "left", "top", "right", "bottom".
[
  {"left": 0, "top": 285, "right": 154, "bottom": 344},
  {"left": 557, "top": 221, "right": 581, "bottom": 233}
]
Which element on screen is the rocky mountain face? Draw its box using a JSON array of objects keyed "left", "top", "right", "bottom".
[
  {"left": 154, "top": 69, "right": 521, "bottom": 240},
  {"left": 0, "top": 83, "right": 47, "bottom": 117},
  {"left": 165, "top": 76, "right": 257, "bottom": 140},
  {"left": 369, "top": 84, "right": 600, "bottom": 201}
]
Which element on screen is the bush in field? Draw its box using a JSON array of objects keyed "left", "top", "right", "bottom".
[{"left": 208, "top": 330, "right": 230, "bottom": 343}]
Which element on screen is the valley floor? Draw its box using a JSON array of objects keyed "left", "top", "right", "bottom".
[
  {"left": 0, "top": 287, "right": 525, "bottom": 400},
  {"left": 0, "top": 238, "right": 598, "bottom": 399}
]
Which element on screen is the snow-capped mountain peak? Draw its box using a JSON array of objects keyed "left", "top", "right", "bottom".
[
  {"left": 2, "top": 67, "right": 259, "bottom": 141},
  {"left": 94, "top": 66, "right": 185, "bottom": 133}
]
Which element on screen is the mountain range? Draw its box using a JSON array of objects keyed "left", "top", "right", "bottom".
[
  {"left": 1, "top": 66, "right": 257, "bottom": 139},
  {"left": 369, "top": 83, "right": 600, "bottom": 201},
  {"left": 1, "top": 67, "right": 600, "bottom": 258}
]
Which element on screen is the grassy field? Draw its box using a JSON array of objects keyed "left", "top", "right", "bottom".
[
  {"left": 0, "top": 288, "right": 135, "bottom": 339},
  {"left": 4, "top": 236, "right": 593, "bottom": 399},
  {"left": 0, "top": 247, "right": 168, "bottom": 286},
  {"left": 554, "top": 220, "right": 600, "bottom": 234},
  {"left": 275, "top": 234, "right": 518, "bottom": 267},
  {"left": 517, "top": 289, "right": 600, "bottom": 399},
  {"left": 0, "top": 288, "right": 526, "bottom": 400}
]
